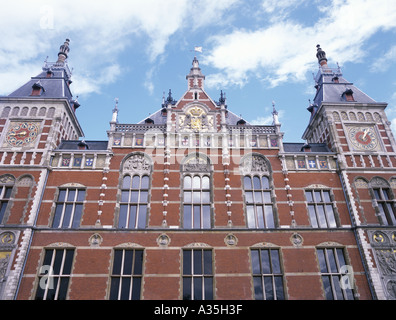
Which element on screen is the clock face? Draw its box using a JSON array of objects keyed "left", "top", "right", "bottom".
[
  {"left": 348, "top": 125, "right": 379, "bottom": 151},
  {"left": 6, "top": 122, "right": 40, "bottom": 147}
]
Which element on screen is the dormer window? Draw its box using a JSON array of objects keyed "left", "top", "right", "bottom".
[
  {"left": 332, "top": 76, "right": 339, "bottom": 83},
  {"left": 342, "top": 88, "right": 354, "bottom": 102},
  {"left": 145, "top": 118, "right": 154, "bottom": 124},
  {"left": 237, "top": 119, "right": 246, "bottom": 126},
  {"left": 161, "top": 108, "right": 167, "bottom": 117},
  {"left": 301, "top": 143, "right": 312, "bottom": 152},
  {"left": 31, "top": 82, "right": 45, "bottom": 96},
  {"left": 78, "top": 141, "right": 89, "bottom": 150}
]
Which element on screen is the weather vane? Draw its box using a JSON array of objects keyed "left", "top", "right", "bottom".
[{"left": 190, "top": 46, "right": 203, "bottom": 54}]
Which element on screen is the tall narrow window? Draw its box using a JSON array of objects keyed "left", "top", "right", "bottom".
[
  {"left": 251, "top": 248, "right": 285, "bottom": 300},
  {"left": 244, "top": 176, "right": 275, "bottom": 228},
  {"left": 119, "top": 175, "right": 149, "bottom": 229},
  {"left": 373, "top": 187, "right": 396, "bottom": 225},
  {"left": 0, "top": 185, "right": 13, "bottom": 224},
  {"left": 183, "top": 175, "right": 211, "bottom": 229},
  {"left": 52, "top": 188, "right": 85, "bottom": 228},
  {"left": 317, "top": 248, "right": 355, "bottom": 300},
  {"left": 35, "top": 249, "right": 74, "bottom": 300},
  {"left": 182, "top": 249, "right": 213, "bottom": 300},
  {"left": 305, "top": 189, "right": 337, "bottom": 228},
  {"left": 109, "top": 249, "right": 143, "bottom": 300}
]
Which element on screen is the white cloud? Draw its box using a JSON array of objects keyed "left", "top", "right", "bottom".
[
  {"left": 370, "top": 45, "right": 396, "bottom": 72},
  {"left": 250, "top": 110, "right": 285, "bottom": 125},
  {"left": 250, "top": 116, "right": 274, "bottom": 125},
  {"left": 204, "top": 0, "right": 396, "bottom": 90},
  {"left": 0, "top": 0, "right": 240, "bottom": 96}
]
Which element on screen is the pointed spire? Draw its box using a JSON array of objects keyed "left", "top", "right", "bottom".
[
  {"left": 165, "top": 89, "right": 177, "bottom": 106},
  {"left": 186, "top": 56, "right": 205, "bottom": 90},
  {"left": 272, "top": 101, "right": 280, "bottom": 126},
  {"left": 57, "top": 39, "right": 70, "bottom": 65},
  {"left": 111, "top": 98, "right": 119, "bottom": 123},
  {"left": 316, "top": 44, "right": 328, "bottom": 67},
  {"left": 218, "top": 90, "right": 227, "bottom": 106}
]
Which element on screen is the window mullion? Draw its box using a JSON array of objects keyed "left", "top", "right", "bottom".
[{"left": 43, "top": 249, "right": 55, "bottom": 300}]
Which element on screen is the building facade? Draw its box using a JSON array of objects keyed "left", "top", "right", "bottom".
[{"left": 0, "top": 40, "right": 395, "bottom": 300}]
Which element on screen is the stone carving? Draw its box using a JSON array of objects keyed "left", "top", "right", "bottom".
[
  {"left": 377, "top": 250, "right": 396, "bottom": 275},
  {"left": 182, "top": 154, "right": 211, "bottom": 172},
  {"left": 0, "top": 175, "right": 15, "bottom": 184},
  {"left": 387, "top": 280, "right": 396, "bottom": 299},
  {"left": 290, "top": 233, "right": 303, "bottom": 247},
  {"left": 178, "top": 106, "right": 214, "bottom": 132},
  {"left": 240, "top": 154, "right": 269, "bottom": 175},
  {"left": 184, "top": 243, "right": 210, "bottom": 248},
  {"left": 224, "top": 234, "right": 238, "bottom": 246},
  {"left": 123, "top": 153, "right": 151, "bottom": 174},
  {"left": 368, "top": 230, "right": 396, "bottom": 299},
  {"left": 89, "top": 233, "right": 103, "bottom": 247},
  {"left": 0, "top": 232, "right": 15, "bottom": 245},
  {"left": 370, "top": 177, "right": 389, "bottom": 188},
  {"left": 354, "top": 178, "right": 368, "bottom": 188},
  {"left": 0, "top": 253, "right": 10, "bottom": 282},
  {"left": 157, "top": 234, "right": 170, "bottom": 247}
]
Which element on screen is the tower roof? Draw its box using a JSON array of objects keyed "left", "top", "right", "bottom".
[
  {"left": 311, "top": 45, "right": 376, "bottom": 106},
  {"left": 8, "top": 39, "right": 75, "bottom": 102},
  {"left": 186, "top": 56, "right": 205, "bottom": 90}
]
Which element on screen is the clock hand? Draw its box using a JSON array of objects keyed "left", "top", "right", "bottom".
[{"left": 362, "top": 129, "right": 368, "bottom": 140}]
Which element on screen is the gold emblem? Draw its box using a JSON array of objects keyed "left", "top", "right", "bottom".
[{"left": 186, "top": 107, "right": 205, "bottom": 132}]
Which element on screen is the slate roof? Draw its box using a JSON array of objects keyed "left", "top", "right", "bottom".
[
  {"left": 138, "top": 107, "right": 249, "bottom": 126},
  {"left": 8, "top": 64, "right": 74, "bottom": 101},
  {"left": 283, "top": 142, "right": 332, "bottom": 153},
  {"left": 313, "top": 68, "right": 376, "bottom": 106},
  {"left": 56, "top": 140, "right": 108, "bottom": 151}
]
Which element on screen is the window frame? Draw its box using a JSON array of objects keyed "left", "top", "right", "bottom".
[
  {"left": 109, "top": 248, "right": 144, "bottom": 300},
  {"left": 372, "top": 187, "right": 396, "bottom": 226},
  {"left": 182, "top": 174, "right": 212, "bottom": 229},
  {"left": 316, "top": 247, "right": 356, "bottom": 300},
  {"left": 52, "top": 187, "right": 86, "bottom": 229},
  {"left": 118, "top": 174, "right": 150, "bottom": 229},
  {"left": 0, "top": 185, "right": 13, "bottom": 225},
  {"left": 35, "top": 248, "right": 75, "bottom": 300},
  {"left": 243, "top": 175, "right": 276, "bottom": 229},
  {"left": 182, "top": 248, "right": 214, "bottom": 300},
  {"left": 250, "top": 248, "right": 285, "bottom": 300},
  {"left": 304, "top": 189, "right": 338, "bottom": 228}
]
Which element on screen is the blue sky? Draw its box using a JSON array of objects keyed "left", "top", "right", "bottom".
[{"left": 1, "top": 0, "right": 396, "bottom": 142}]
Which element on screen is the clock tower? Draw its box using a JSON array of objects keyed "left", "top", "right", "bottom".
[
  {"left": 0, "top": 39, "right": 83, "bottom": 299},
  {"left": 302, "top": 44, "right": 395, "bottom": 156},
  {"left": 303, "top": 45, "right": 396, "bottom": 300}
]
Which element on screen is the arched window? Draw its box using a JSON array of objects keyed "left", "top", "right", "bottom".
[
  {"left": 181, "top": 153, "right": 212, "bottom": 229},
  {"left": 240, "top": 154, "right": 276, "bottom": 229},
  {"left": 183, "top": 175, "right": 211, "bottom": 229},
  {"left": 243, "top": 175, "right": 275, "bottom": 228},
  {"left": 119, "top": 175, "right": 149, "bottom": 229},
  {"left": 118, "top": 153, "right": 152, "bottom": 229}
]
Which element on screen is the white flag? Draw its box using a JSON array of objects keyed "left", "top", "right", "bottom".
[{"left": 194, "top": 46, "right": 203, "bottom": 53}]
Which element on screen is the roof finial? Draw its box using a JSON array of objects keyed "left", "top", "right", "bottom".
[
  {"left": 316, "top": 44, "right": 328, "bottom": 67},
  {"left": 111, "top": 98, "right": 119, "bottom": 123},
  {"left": 272, "top": 101, "right": 280, "bottom": 126},
  {"left": 219, "top": 90, "right": 226, "bottom": 105},
  {"left": 57, "top": 38, "right": 70, "bottom": 64}
]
